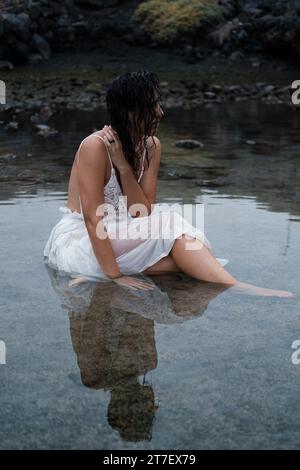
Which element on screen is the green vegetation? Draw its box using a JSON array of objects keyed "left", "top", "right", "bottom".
[{"left": 134, "top": 0, "right": 223, "bottom": 45}]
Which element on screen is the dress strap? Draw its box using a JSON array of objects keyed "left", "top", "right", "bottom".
[
  {"left": 75, "top": 134, "right": 113, "bottom": 215},
  {"left": 138, "top": 146, "right": 146, "bottom": 183},
  {"left": 76, "top": 137, "right": 88, "bottom": 166},
  {"left": 92, "top": 134, "right": 114, "bottom": 170},
  {"left": 76, "top": 134, "right": 114, "bottom": 170}
]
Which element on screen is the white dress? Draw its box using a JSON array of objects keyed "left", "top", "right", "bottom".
[{"left": 43, "top": 134, "right": 228, "bottom": 281}]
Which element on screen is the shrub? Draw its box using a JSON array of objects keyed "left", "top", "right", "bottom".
[{"left": 134, "top": 0, "right": 223, "bottom": 45}]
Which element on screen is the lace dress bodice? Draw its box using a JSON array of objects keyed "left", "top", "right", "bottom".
[{"left": 76, "top": 133, "right": 146, "bottom": 221}]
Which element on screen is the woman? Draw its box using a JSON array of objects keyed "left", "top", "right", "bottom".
[{"left": 44, "top": 70, "right": 293, "bottom": 297}]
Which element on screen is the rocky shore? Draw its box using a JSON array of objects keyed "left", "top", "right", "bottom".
[
  {"left": 1, "top": 0, "right": 300, "bottom": 67},
  {"left": 0, "top": 43, "right": 296, "bottom": 134},
  {"left": 0, "top": 0, "right": 299, "bottom": 130},
  {"left": 0, "top": 61, "right": 296, "bottom": 143}
]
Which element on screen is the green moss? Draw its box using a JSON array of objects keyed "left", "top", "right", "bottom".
[{"left": 134, "top": 0, "right": 223, "bottom": 45}]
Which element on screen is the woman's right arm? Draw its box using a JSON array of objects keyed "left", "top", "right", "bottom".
[
  {"left": 77, "top": 137, "right": 122, "bottom": 279},
  {"left": 77, "top": 137, "right": 154, "bottom": 291}
]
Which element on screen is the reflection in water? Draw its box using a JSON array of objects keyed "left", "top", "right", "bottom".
[
  {"left": 69, "top": 291, "right": 157, "bottom": 442},
  {"left": 45, "top": 265, "right": 229, "bottom": 442}
]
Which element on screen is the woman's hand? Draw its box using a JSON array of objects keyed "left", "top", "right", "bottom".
[
  {"left": 100, "top": 125, "right": 130, "bottom": 172},
  {"left": 112, "top": 274, "right": 155, "bottom": 291}
]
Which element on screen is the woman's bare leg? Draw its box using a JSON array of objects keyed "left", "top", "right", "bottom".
[
  {"left": 170, "top": 235, "right": 294, "bottom": 298},
  {"left": 170, "top": 236, "right": 236, "bottom": 284},
  {"left": 142, "top": 255, "right": 181, "bottom": 275}
]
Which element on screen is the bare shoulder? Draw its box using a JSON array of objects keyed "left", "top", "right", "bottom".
[
  {"left": 77, "top": 133, "right": 108, "bottom": 170},
  {"left": 146, "top": 135, "right": 161, "bottom": 152},
  {"left": 79, "top": 132, "right": 107, "bottom": 155}
]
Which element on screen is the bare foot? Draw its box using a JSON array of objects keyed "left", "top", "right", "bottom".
[{"left": 230, "top": 282, "right": 294, "bottom": 298}]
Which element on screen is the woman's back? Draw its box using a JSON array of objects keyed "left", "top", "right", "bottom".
[
  {"left": 66, "top": 131, "right": 146, "bottom": 215},
  {"left": 67, "top": 158, "right": 82, "bottom": 214}
]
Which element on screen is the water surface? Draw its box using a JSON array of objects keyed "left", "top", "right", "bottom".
[{"left": 0, "top": 102, "right": 299, "bottom": 449}]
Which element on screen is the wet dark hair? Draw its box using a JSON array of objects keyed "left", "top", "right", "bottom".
[
  {"left": 106, "top": 70, "right": 162, "bottom": 176},
  {"left": 108, "top": 382, "right": 156, "bottom": 442}
]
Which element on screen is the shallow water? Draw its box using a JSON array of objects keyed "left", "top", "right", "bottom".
[{"left": 0, "top": 102, "right": 300, "bottom": 449}]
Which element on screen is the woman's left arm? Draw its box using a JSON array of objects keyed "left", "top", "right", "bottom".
[{"left": 119, "top": 136, "right": 161, "bottom": 217}]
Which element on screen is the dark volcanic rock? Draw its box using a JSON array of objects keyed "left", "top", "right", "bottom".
[
  {"left": 175, "top": 140, "right": 205, "bottom": 149},
  {"left": 30, "top": 33, "right": 51, "bottom": 60},
  {"left": 0, "top": 0, "right": 135, "bottom": 65},
  {"left": 1, "top": 0, "right": 300, "bottom": 65}
]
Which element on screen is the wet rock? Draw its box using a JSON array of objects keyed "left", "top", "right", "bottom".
[
  {"left": 209, "top": 18, "right": 240, "bottom": 47},
  {"left": 22, "top": 98, "right": 43, "bottom": 111},
  {"left": 224, "top": 85, "right": 242, "bottom": 95},
  {"left": 175, "top": 140, "right": 205, "bottom": 149},
  {"left": 5, "top": 121, "right": 19, "bottom": 130},
  {"left": 263, "top": 85, "right": 275, "bottom": 94},
  {"left": 229, "top": 50, "right": 245, "bottom": 61},
  {"left": 30, "top": 33, "right": 51, "bottom": 60},
  {"left": 183, "top": 45, "right": 204, "bottom": 64},
  {"left": 35, "top": 124, "right": 58, "bottom": 137},
  {"left": 0, "top": 153, "right": 17, "bottom": 162},
  {"left": 162, "top": 170, "right": 181, "bottom": 180},
  {"left": 210, "top": 85, "right": 223, "bottom": 94},
  {"left": 218, "top": 0, "right": 240, "bottom": 19},
  {"left": 30, "top": 113, "right": 43, "bottom": 124},
  {"left": 10, "top": 41, "right": 30, "bottom": 63},
  {"left": 27, "top": 53, "right": 44, "bottom": 64},
  {"left": 85, "top": 82, "right": 102, "bottom": 95},
  {"left": 2, "top": 12, "right": 31, "bottom": 37},
  {"left": 27, "top": 3, "right": 40, "bottom": 21},
  {"left": 0, "top": 60, "right": 14, "bottom": 70},
  {"left": 204, "top": 91, "right": 217, "bottom": 100},
  {"left": 16, "top": 169, "right": 36, "bottom": 179},
  {"left": 71, "top": 20, "right": 89, "bottom": 35},
  {"left": 245, "top": 8, "right": 265, "bottom": 18},
  {"left": 0, "top": 166, "right": 19, "bottom": 180},
  {"left": 40, "top": 106, "right": 54, "bottom": 121},
  {"left": 251, "top": 59, "right": 261, "bottom": 67}
]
